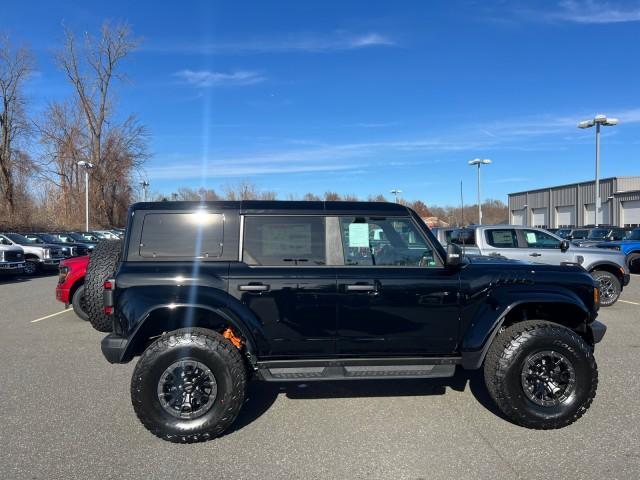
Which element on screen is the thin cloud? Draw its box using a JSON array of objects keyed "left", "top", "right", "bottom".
[
  {"left": 145, "top": 107, "right": 640, "bottom": 181},
  {"left": 146, "top": 32, "right": 396, "bottom": 55},
  {"left": 174, "top": 70, "right": 265, "bottom": 87},
  {"left": 550, "top": 0, "right": 640, "bottom": 24}
]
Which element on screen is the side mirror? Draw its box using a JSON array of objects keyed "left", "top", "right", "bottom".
[
  {"left": 446, "top": 243, "right": 462, "bottom": 267},
  {"left": 560, "top": 239, "right": 570, "bottom": 252}
]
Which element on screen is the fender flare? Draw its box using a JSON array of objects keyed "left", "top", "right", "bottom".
[
  {"left": 460, "top": 292, "right": 590, "bottom": 370},
  {"left": 120, "top": 302, "right": 260, "bottom": 364}
]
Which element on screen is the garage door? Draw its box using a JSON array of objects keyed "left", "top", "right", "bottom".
[
  {"left": 555, "top": 206, "right": 574, "bottom": 227},
  {"left": 511, "top": 209, "right": 525, "bottom": 225},
  {"left": 531, "top": 208, "right": 547, "bottom": 227},
  {"left": 622, "top": 200, "right": 640, "bottom": 227},
  {"left": 585, "top": 202, "right": 611, "bottom": 225}
]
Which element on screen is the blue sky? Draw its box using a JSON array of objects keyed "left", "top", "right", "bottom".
[{"left": 3, "top": 0, "right": 640, "bottom": 204}]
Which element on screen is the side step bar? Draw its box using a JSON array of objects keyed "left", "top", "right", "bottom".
[{"left": 257, "top": 357, "right": 460, "bottom": 382}]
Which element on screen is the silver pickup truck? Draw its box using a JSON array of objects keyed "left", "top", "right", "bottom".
[{"left": 451, "top": 225, "right": 630, "bottom": 307}]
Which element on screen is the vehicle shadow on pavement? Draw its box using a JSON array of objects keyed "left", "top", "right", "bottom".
[{"left": 227, "top": 367, "right": 511, "bottom": 435}]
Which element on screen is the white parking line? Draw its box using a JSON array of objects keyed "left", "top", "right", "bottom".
[
  {"left": 618, "top": 300, "right": 640, "bottom": 306},
  {"left": 30, "top": 309, "right": 73, "bottom": 323}
]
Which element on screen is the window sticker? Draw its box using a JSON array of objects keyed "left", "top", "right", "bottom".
[
  {"left": 348, "top": 223, "right": 370, "bottom": 248},
  {"left": 526, "top": 232, "right": 537, "bottom": 244}
]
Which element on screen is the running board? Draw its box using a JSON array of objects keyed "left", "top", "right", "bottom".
[{"left": 257, "top": 357, "right": 459, "bottom": 382}]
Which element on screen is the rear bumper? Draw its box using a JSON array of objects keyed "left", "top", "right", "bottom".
[
  {"left": 591, "top": 320, "right": 607, "bottom": 344},
  {"left": 101, "top": 333, "right": 129, "bottom": 364}
]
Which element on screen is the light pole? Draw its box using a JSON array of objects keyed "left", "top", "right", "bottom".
[
  {"left": 390, "top": 189, "right": 402, "bottom": 203},
  {"left": 77, "top": 160, "right": 95, "bottom": 231},
  {"left": 140, "top": 180, "right": 150, "bottom": 202},
  {"left": 468, "top": 158, "right": 492, "bottom": 224},
  {"left": 578, "top": 114, "right": 618, "bottom": 226}
]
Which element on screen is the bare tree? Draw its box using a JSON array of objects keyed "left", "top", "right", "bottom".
[
  {"left": 0, "top": 35, "right": 34, "bottom": 220},
  {"left": 48, "top": 21, "right": 147, "bottom": 226}
]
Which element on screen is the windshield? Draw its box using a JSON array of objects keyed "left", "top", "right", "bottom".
[
  {"left": 587, "top": 229, "right": 608, "bottom": 240},
  {"left": 67, "top": 233, "right": 87, "bottom": 242},
  {"left": 571, "top": 229, "right": 589, "bottom": 239},
  {"left": 38, "top": 234, "right": 57, "bottom": 243},
  {"left": 5, "top": 233, "right": 32, "bottom": 244},
  {"left": 625, "top": 229, "right": 640, "bottom": 241}
]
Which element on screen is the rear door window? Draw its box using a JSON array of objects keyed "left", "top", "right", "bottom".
[
  {"left": 485, "top": 229, "right": 518, "bottom": 248},
  {"left": 139, "top": 213, "right": 224, "bottom": 258},
  {"left": 243, "top": 216, "right": 326, "bottom": 266}
]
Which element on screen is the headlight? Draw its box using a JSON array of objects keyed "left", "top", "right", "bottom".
[
  {"left": 43, "top": 248, "right": 50, "bottom": 259},
  {"left": 58, "top": 265, "right": 69, "bottom": 284}
]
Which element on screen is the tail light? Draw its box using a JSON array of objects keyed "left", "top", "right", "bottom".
[{"left": 103, "top": 278, "right": 115, "bottom": 315}]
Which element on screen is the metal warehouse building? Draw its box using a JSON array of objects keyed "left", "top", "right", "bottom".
[{"left": 508, "top": 176, "right": 640, "bottom": 228}]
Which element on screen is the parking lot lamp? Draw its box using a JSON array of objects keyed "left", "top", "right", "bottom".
[
  {"left": 390, "top": 189, "right": 402, "bottom": 203},
  {"left": 578, "top": 115, "right": 618, "bottom": 226},
  {"left": 140, "top": 180, "right": 150, "bottom": 202},
  {"left": 468, "top": 158, "right": 492, "bottom": 225},
  {"left": 77, "top": 160, "right": 95, "bottom": 231}
]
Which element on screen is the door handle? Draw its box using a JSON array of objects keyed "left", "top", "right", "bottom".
[
  {"left": 529, "top": 253, "right": 542, "bottom": 257},
  {"left": 345, "top": 284, "right": 376, "bottom": 292},
  {"left": 238, "top": 284, "right": 270, "bottom": 292}
]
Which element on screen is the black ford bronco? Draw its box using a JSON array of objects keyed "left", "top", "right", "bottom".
[{"left": 99, "top": 201, "right": 605, "bottom": 443}]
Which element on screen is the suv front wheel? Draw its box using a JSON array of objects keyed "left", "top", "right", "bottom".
[
  {"left": 131, "top": 328, "right": 247, "bottom": 443},
  {"left": 484, "top": 320, "right": 597, "bottom": 429},
  {"left": 590, "top": 270, "right": 621, "bottom": 307}
]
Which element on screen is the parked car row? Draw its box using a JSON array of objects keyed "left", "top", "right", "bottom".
[
  {"left": 432, "top": 225, "right": 636, "bottom": 306},
  {"left": 0, "top": 229, "right": 123, "bottom": 277}
]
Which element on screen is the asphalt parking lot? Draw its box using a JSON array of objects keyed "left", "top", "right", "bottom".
[{"left": 0, "top": 273, "right": 639, "bottom": 480}]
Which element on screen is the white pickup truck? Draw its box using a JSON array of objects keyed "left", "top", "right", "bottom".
[
  {"left": 0, "top": 238, "right": 26, "bottom": 275},
  {"left": 451, "top": 225, "right": 630, "bottom": 307}
]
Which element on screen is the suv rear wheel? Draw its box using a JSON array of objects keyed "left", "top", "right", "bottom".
[
  {"left": 484, "top": 320, "right": 597, "bottom": 429},
  {"left": 590, "top": 270, "right": 621, "bottom": 307},
  {"left": 131, "top": 328, "right": 247, "bottom": 443}
]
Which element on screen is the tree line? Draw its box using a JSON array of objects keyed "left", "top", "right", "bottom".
[{"left": 153, "top": 181, "right": 509, "bottom": 227}]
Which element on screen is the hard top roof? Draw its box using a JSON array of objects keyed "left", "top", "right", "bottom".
[{"left": 130, "top": 200, "right": 411, "bottom": 216}]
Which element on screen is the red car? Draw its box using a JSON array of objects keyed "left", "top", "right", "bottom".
[{"left": 56, "top": 255, "right": 89, "bottom": 321}]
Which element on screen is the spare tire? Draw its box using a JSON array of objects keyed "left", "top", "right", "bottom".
[{"left": 86, "top": 240, "right": 122, "bottom": 332}]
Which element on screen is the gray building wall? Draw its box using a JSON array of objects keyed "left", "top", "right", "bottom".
[{"left": 508, "top": 176, "right": 640, "bottom": 228}]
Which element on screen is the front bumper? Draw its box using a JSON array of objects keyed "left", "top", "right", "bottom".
[
  {"left": 623, "top": 273, "right": 630, "bottom": 287},
  {"left": 591, "top": 320, "right": 607, "bottom": 344},
  {"left": 101, "top": 333, "right": 129, "bottom": 364},
  {"left": 55, "top": 286, "right": 70, "bottom": 304},
  {"left": 0, "top": 261, "right": 25, "bottom": 274},
  {"left": 42, "top": 258, "right": 64, "bottom": 270}
]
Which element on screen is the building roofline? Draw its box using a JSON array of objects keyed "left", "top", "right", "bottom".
[{"left": 508, "top": 176, "right": 640, "bottom": 196}]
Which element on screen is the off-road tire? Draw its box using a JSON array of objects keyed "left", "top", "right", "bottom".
[
  {"left": 71, "top": 284, "right": 89, "bottom": 321},
  {"left": 627, "top": 253, "right": 640, "bottom": 274},
  {"left": 85, "top": 240, "right": 122, "bottom": 332},
  {"left": 484, "top": 320, "right": 597, "bottom": 429},
  {"left": 131, "top": 328, "right": 247, "bottom": 443},
  {"left": 591, "top": 270, "right": 621, "bottom": 307}
]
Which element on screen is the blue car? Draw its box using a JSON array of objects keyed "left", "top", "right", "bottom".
[{"left": 597, "top": 228, "right": 640, "bottom": 272}]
